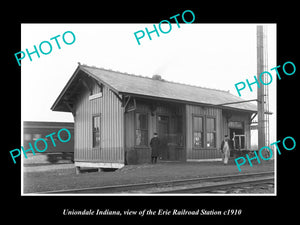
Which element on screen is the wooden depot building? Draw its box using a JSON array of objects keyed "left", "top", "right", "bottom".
[{"left": 51, "top": 63, "right": 257, "bottom": 170}]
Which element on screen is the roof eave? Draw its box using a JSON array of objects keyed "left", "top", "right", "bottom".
[
  {"left": 51, "top": 65, "right": 121, "bottom": 112},
  {"left": 119, "top": 92, "right": 257, "bottom": 113},
  {"left": 51, "top": 65, "right": 81, "bottom": 112}
]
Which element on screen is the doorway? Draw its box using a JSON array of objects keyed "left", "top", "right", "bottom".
[
  {"left": 230, "top": 128, "right": 245, "bottom": 150},
  {"left": 157, "top": 115, "right": 169, "bottom": 160}
]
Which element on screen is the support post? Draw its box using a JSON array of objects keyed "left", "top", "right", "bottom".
[
  {"left": 75, "top": 166, "right": 81, "bottom": 174},
  {"left": 257, "top": 25, "right": 265, "bottom": 150}
]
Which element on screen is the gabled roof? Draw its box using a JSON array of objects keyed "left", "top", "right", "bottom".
[{"left": 51, "top": 64, "right": 257, "bottom": 113}]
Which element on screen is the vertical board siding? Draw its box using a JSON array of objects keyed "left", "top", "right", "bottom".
[
  {"left": 74, "top": 81, "right": 124, "bottom": 163},
  {"left": 186, "top": 104, "right": 222, "bottom": 160}
]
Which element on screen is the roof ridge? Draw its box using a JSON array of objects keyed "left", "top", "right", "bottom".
[
  {"left": 80, "top": 63, "right": 149, "bottom": 79},
  {"left": 79, "top": 63, "right": 230, "bottom": 94}
]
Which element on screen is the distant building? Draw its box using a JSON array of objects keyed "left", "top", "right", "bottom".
[{"left": 51, "top": 64, "right": 257, "bottom": 170}]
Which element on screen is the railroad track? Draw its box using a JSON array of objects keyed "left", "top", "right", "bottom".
[
  {"left": 154, "top": 176, "right": 274, "bottom": 194},
  {"left": 41, "top": 171, "right": 274, "bottom": 194}
]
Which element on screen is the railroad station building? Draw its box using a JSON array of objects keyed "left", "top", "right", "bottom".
[{"left": 51, "top": 64, "right": 257, "bottom": 170}]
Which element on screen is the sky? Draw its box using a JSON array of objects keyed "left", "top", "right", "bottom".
[{"left": 21, "top": 23, "right": 276, "bottom": 143}]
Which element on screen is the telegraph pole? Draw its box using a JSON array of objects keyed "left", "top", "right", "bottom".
[{"left": 257, "top": 25, "right": 266, "bottom": 150}]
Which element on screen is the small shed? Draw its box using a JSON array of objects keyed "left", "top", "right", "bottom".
[{"left": 51, "top": 64, "right": 257, "bottom": 170}]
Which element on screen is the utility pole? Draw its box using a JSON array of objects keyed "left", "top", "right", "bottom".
[{"left": 257, "top": 25, "right": 268, "bottom": 150}]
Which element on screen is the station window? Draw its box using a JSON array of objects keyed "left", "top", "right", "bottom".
[
  {"left": 206, "top": 117, "right": 216, "bottom": 148},
  {"left": 32, "top": 134, "right": 42, "bottom": 141},
  {"left": 92, "top": 115, "right": 101, "bottom": 148},
  {"left": 135, "top": 113, "right": 148, "bottom": 146},
  {"left": 24, "top": 133, "right": 32, "bottom": 141},
  {"left": 193, "top": 116, "right": 217, "bottom": 149},
  {"left": 193, "top": 116, "right": 203, "bottom": 148}
]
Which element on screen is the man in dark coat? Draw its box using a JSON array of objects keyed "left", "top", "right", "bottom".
[{"left": 150, "top": 132, "right": 160, "bottom": 164}]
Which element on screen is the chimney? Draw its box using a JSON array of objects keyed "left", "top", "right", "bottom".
[{"left": 152, "top": 74, "right": 162, "bottom": 80}]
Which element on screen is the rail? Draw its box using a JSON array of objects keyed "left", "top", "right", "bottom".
[{"left": 39, "top": 171, "right": 274, "bottom": 194}]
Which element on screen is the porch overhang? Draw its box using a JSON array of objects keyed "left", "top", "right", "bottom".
[{"left": 119, "top": 92, "right": 257, "bottom": 114}]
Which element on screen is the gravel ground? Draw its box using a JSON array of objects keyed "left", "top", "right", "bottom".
[
  {"left": 23, "top": 160, "right": 275, "bottom": 194},
  {"left": 227, "top": 183, "right": 274, "bottom": 194}
]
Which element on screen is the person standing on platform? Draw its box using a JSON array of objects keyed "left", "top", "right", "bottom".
[
  {"left": 220, "top": 135, "right": 231, "bottom": 165},
  {"left": 150, "top": 132, "right": 160, "bottom": 164}
]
